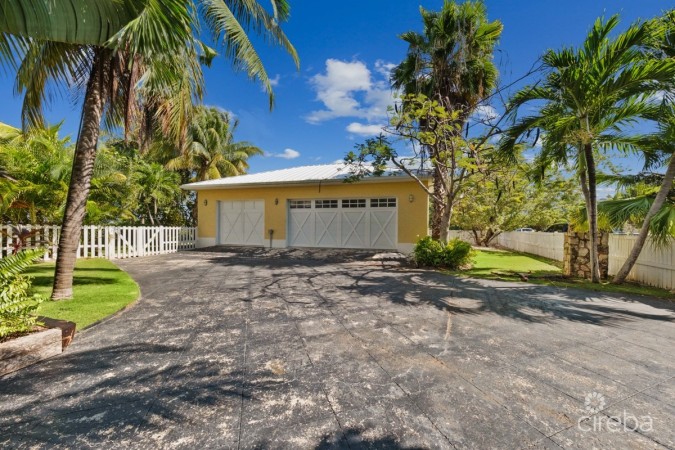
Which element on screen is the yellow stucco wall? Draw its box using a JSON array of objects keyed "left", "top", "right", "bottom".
[{"left": 195, "top": 180, "right": 429, "bottom": 246}]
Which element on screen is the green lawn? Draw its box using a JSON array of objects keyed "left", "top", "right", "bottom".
[
  {"left": 465, "top": 249, "right": 562, "bottom": 278},
  {"left": 451, "top": 248, "right": 674, "bottom": 300},
  {"left": 26, "top": 258, "right": 139, "bottom": 328}
]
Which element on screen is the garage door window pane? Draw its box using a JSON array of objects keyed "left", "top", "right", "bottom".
[
  {"left": 370, "top": 198, "right": 397, "bottom": 208},
  {"left": 289, "top": 200, "right": 312, "bottom": 209},
  {"left": 342, "top": 199, "right": 366, "bottom": 208},
  {"left": 315, "top": 200, "right": 338, "bottom": 208}
]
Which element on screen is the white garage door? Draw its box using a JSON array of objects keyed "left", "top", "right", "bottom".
[
  {"left": 288, "top": 198, "right": 397, "bottom": 250},
  {"left": 218, "top": 200, "right": 264, "bottom": 246}
]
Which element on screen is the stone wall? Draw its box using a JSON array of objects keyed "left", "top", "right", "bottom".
[{"left": 563, "top": 232, "right": 609, "bottom": 280}]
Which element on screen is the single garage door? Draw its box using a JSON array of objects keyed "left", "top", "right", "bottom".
[
  {"left": 218, "top": 200, "right": 264, "bottom": 246},
  {"left": 288, "top": 198, "right": 397, "bottom": 250}
]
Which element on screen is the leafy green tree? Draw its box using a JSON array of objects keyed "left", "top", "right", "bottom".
[
  {"left": 499, "top": 16, "right": 675, "bottom": 282},
  {"left": 1, "top": 0, "right": 298, "bottom": 300},
  {"left": 451, "top": 162, "right": 581, "bottom": 246},
  {"left": 391, "top": 0, "right": 502, "bottom": 239}
]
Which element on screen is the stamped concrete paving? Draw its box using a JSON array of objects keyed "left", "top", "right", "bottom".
[{"left": 1, "top": 248, "right": 674, "bottom": 449}]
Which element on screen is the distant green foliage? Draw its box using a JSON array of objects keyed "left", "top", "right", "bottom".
[
  {"left": 0, "top": 249, "right": 45, "bottom": 339},
  {"left": 413, "top": 237, "right": 475, "bottom": 269}
]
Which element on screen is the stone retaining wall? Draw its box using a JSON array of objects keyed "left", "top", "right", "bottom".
[{"left": 563, "top": 232, "right": 609, "bottom": 280}]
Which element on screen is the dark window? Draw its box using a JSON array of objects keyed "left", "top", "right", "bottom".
[
  {"left": 370, "top": 198, "right": 397, "bottom": 208},
  {"left": 315, "top": 199, "right": 338, "bottom": 209},
  {"left": 342, "top": 199, "right": 366, "bottom": 208},
  {"left": 289, "top": 200, "right": 312, "bottom": 209}
]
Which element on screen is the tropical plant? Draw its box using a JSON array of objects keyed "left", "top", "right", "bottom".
[
  {"left": 166, "top": 106, "right": 263, "bottom": 181},
  {"left": 607, "top": 12, "right": 675, "bottom": 284},
  {"left": 0, "top": 248, "right": 45, "bottom": 339},
  {"left": 0, "top": 123, "right": 73, "bottom": 223},
  {"left": 598, "top": 171, "right": 674, "bottom": 241},
  {"left": 413, "top": 236, "right": 474, "bottom": 269},
  {"left": 499, "top": 15, "right": 675, "bottom": 282},
  {"left": 0, "top": 0, "right": 298, "bottom": 300},
  {"left": 391, "top": 0, "right": 503, "bottom": 240},
  {"left": 598, "top": 151, "right": 674, "bottom": 284},
  {"left": 132, "top": 161, "right": 181, "bottom": 225}
]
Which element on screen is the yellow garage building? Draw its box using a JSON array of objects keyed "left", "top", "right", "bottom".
[{"left": 183, "top": 164, "right": 430, "bottom": 253}]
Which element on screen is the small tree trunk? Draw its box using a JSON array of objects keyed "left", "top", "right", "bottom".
[
  {"left": 430, "top": 172, "right": 446, "bottom": 239},
  {"left": 438, "top": 203, "right": 451, "bottom": 242},
  {"left": 583, "top": 143, "right": 601, "bottom": 283},
  {"left": 51, "top": 49, "right": 110, "bottom": 300},
  {"left": 612, "top": 154, "right": 675, "bottom": 284}
]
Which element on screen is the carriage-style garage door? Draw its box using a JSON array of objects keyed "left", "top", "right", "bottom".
[
  {"left": 218, "top": 200, "right": 264, "bottom": 246},
  {"left": 288, "top": 198, "right": 397, "bottom": 250}
]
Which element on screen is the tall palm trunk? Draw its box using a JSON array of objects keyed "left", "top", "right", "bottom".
[
  {"left": 52, "top": 49, "right": 110, "bottom": 300},
  {"left": 583, "top": 143, "right": 601, "bottom": 283},
  {"left": 612, "top": 154, "right": 675, "bottom": 284}
]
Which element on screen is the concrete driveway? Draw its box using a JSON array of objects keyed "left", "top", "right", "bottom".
[{"left": 1, "top": 248, "right": 674, "bottom": 449}]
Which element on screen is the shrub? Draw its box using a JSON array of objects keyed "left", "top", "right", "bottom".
[
  {"left": 0, "top": 249, "right": 45, "bottom": 339},
  {"left": 413, "top": 236, "right": 474, "bottom": 269}
]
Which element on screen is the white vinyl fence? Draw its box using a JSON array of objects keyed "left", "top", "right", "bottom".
[
  {"left": 608, "top": 235, "right": 675, "bottom": 291},
  {"left": 449, "top": 229, "right": 675, "bottom": 290},
  {"left": 495, "top": 232, "right": 565, "bottom": 262},
  {"left": 448, "top": 230, "right": 565, "bottom": 261},
  {"left": 1, "top": 225, "right": 196, "bottom": 261}
]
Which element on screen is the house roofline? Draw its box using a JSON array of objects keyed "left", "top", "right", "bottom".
[{"left": 181, "top": 175, "right": 431, "bottom": 191}]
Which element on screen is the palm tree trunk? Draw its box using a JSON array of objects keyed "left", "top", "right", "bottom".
[
  {"left": 583, "top": 143, "right": 601, "bottom": 283},
  {"left": 612, "top": 154, "right": 675, "bottom": 284},
  {"left": 51, "top": 49, "right": 110, "bottom": 300}
]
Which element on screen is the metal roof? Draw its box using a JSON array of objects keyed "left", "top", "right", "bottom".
[{"left": 181, "top": 163, "right": 429, "bottom": 190}]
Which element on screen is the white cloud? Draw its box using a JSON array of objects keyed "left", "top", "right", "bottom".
[
  {"left": 374, "top": 60, "right": 396, "bottom": 78},
  {"left": 346, "top": 122, "right": 384, "bottom": 136},
  {"left": 268, "top": 148, "right": 300, "bottom": 159},
  {"left": 473, "top": 105, "right": 499, "bottom": 122},
  {"left": 260, "top": 74, "right": 281, "bottom": 93},
  {"left": 305, "top": 59, "right": 395, "bottom": 124}
]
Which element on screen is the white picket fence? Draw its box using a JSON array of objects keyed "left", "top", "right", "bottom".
[
  {"left": 449, "top": 229, "right": 675, "bottom": 290},
  {"left": 1, "top": 225, "right": 197, "bottom": 261}
]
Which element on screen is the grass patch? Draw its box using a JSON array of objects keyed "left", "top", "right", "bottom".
[
  {"left": 449, "top": 249, "right": 674, "bottom": 300},
  {"left": 465, "top": 249, "right": 562, "bottom": 278},
  {"left": 26, "top": 258, "right": 139, "bottom": 328}
]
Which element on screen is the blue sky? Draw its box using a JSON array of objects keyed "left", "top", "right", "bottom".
[{"left": 0, "top": 0, "right": 669, "bottom": 175}]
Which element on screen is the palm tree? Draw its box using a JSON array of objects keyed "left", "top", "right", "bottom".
[
  {"left": 390, "top": 0, "right": 503, "bottom": 240},
  {"left": 499, "top": 16, "right": 675, "bottom": 282},
  {"left": 606, "top": 9, "right": 675, "bottom": 284},
  {"left": 604, "top": 114, "right": 675, "bottom": 283},
  {"left": 1, "top": 0, "right": 298, "bottom": 299},
  {"left": 167, "top": 106, "right": 262, "bottom": 181},
  {"left": 132, "top": 162, "right": 181, "bottom": 226}
]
